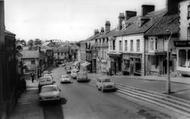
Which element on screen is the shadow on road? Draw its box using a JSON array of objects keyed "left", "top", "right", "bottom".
[{"left": 41, "top": 98, "right": 67, "bottom": 119}]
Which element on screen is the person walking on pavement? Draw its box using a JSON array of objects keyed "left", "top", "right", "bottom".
[{"left": 31, "top": 72, "right": 35, "bottom": 83}]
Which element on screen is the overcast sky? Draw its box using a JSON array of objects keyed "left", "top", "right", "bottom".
[{"left": 5, "top": 0, "right": 166, "bottom": 41}]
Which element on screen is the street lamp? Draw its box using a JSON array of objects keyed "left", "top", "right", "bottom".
[{"left": 166, "top": 29, "right": 172, "bottom": 94}]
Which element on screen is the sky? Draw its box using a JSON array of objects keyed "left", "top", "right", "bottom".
[{"left": 5, "top": 0, "right": 166, "bottom": 41}]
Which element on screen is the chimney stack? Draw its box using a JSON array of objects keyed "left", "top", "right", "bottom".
[
  {"left": 125, "top": 11, "right": 137, "bottom": 20},
  {"left": 94, "top": 29, "right": 99, "bottom": 35},
  {"left": 101, "top": 27, "right": 104, "bottom": 33},
  {"left": 105, "top": 21, "right": 111, "bottom": 33},
  {"left": 167, "top": 0, "right": 180, "bottom": 14},
  {"left": 142, "top": 5, "right": 155, "bottom": 16},
  {"left": 118, "top": 13, "right": 125, "bottom": 30}
]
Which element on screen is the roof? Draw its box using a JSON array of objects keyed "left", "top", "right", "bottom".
[
  {"left": 145, "top": 13, "right": 179, "bottom": 36},
  {"left": 21, "top": 50, "right": 40, "bottom": 59},
  {"left": 113, "top": 9, "right": 167, "bottom": 37},
  {"left": 5, "top": 30, "right": 16, "bottom": 36}
]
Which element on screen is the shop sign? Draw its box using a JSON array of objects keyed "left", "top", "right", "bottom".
[{"left": 174, "top": 41, "right": 190, "bottom": 47}]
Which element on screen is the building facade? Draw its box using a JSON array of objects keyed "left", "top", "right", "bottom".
[{"left": 175, "top": 0, "right": 190, "bottom": 76}]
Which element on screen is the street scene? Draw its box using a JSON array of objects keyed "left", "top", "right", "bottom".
[{"left": 1, "top": 0, "right": 190, "bottom": 119}]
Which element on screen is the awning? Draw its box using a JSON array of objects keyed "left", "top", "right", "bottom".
[{"left": 80, "top": 61, "right": 90, "bottom": 67}]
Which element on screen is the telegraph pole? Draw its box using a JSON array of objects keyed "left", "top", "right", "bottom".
[{"left": 166, "top": 30, "right": 172, "bottom": 94}]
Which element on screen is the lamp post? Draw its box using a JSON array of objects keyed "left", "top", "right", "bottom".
[{"left": 166, "top": 29, "right": 172, "bottom": 94}]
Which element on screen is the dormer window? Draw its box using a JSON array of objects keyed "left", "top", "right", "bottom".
[{"left": 188, "top": 5, "right": 190, "bottom": 19}]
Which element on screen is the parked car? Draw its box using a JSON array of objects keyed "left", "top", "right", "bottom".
[
  {"left": 42, "top": 70, "right": 52, "bottom": 76},
  {"left": 77, "top": 71, "right": 89, "bottom": 82},
  {"left": 96, "top": 76, "right": 116, "bottom": 92},
  {"left": 39, "top": 85, "right": 61, "bottom": 102},
  {"left": 71, "top": 69, "right": 78, "bottom": 79},
  {"left": 38, "top": 77, "right": 55, "bottom": 92},
  {"left": 65, "top": 66, "right": 71, "bottom": 74},
  {"left": 60, "top": 74, "right": 71, "bottom": 83}
]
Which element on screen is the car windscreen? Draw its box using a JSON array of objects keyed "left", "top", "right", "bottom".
[
  {"left": 62, "top": 75, "right": 69, "bottom": 78},
  {"left": 41, "top": 87, "right": 57, "bottom": 92},
  {"left": 103, "top": 79, "right": 111, "bottom": 82}
]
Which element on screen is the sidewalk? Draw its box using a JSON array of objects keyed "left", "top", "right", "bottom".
[
  {"left": 88, "top": 73, "right": 190, "bottom": 100},
  {"left": 9, "top": 80, "right": 44, "bottom": 119}
]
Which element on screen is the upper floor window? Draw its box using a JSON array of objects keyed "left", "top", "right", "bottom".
[
  {"left": 125, "top": 40, "right": 128, "bottom": 51},
  {"left": 187, "top": 27, "right": 190, "bottom": 40},
  {"left": 130, "top": 40, "right": 133, "bottom": 51},
  {"left": 188, "top": 5, "right": 190, "bottom": 19},
  {"left": 119, "top": 40, "right": 122, "bottom": 51},
  {"left": 109, "top": 40, "right": 113, "bottom": 50},
  {"left": 103, "top": 38, "right": 105, "bottom": 44},
  {"left": 95, "top": 39, "right": 97, "bottom": 43},
  {"left": 150, "top": 38, "right": 155, "bottom": 51},
  {"left": 113, "top": 40, "right": 116, "bottom": 50},
  {"left": 136, "top": 39, "right": 140, "bottom": 52}
]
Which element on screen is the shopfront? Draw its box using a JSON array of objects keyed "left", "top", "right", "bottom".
[
  {"left": 175, "top": 41, "right": 190, "bottom": 76},
  {"left": 108, "top": 52, "right": 122, "bottom": 75},
  {"left": 122, "top": 53, "right": 142, "bottom": 76}
]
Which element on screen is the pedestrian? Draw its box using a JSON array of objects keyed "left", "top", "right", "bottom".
[{"left": 31, "top": 72, "right": 35, "bottom": 83}]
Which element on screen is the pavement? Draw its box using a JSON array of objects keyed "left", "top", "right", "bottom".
[
  {"left": 88, "top": 73, "right": 190, "bottom": 100},
  {"left": 8, "top": 79, "right": 44, "bottom": 119}
]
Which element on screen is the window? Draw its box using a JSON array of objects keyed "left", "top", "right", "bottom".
[
  {"left": 109, "top": 40, "right": 113, "bottom": 50},
  {"left": 113, "top": 40, "right": 116, "bottom": 50},
  {"left": 150, "top": 38, "right": 155, "bottom": 51},
  {"left": 179, "top": 49, "right": 186, "bottom": 67},
  {"left": 136, "top": 39, "right": 140, "bottom": 52},
  {"left": 31, "top": 59, "right": 35, "bottom": 64},
  {"left": 187, "top": 27, "right": 190, "bottom": 40},
  {"left": 119, "top": 40, "right": 122, "bottom": 51},
  {"left": 125, "top": 40, "right": 128, "bottom": 51},
  {"left": 188, "top": 5, "right": 190, "bottom": 19},
  {"left": 130, "top": 40, "right": 133, "bottom": 51}
]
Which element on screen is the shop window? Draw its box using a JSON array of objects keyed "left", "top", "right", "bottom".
[
  {"left": 130, "top": 40, "right": 133, "bottom": 51},
  {"left": 125, "top": 40, "right": 128, "bottom": 51},
  {"left": 188, "top": 5, "right": 190, "bottom": 19},
  {"left": 179, "top": 49, "right": 186, "bottom": 67},
  {"left": 137, "top": 39, "right": 140, "bottom": 52},
  {"left": 31, "top": 59, "right": 35, "bottom": 64},
  {"left": 188, "top": 50, "right": 190, "bottom": 67},
  {"left": 123, "top": 60, "right": 130, "bottom": 70}
]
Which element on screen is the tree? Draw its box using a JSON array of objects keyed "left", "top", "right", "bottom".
[
  {"left": 27, "top": 39, "right": 34, "bottom": 50},
  {"left": 20, "top": 39, "right": 26, "bottom": 46},
  {"left": 34, "top": 38, "right": 42, "bottom": 46}
]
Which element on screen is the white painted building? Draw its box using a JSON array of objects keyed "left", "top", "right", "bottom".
[{"left": 175, "top": 0, "right": 190, "bottom": 76}]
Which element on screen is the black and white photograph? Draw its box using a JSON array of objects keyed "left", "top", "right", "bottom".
[{"left": 0, "top": 0, "right": 190, "bottom": 119}]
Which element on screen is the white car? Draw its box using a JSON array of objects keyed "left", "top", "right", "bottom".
[
  {"left": 96, "top": 77, "right": 116, "bottom": 92},
  {"left": 38, "top": 77, "right": 55, "bottom": 91},
  {"left": 39, "top": 85, "right": 61, "bottom": 102},
  {"left": 60, "top": 75, "right": 71, "bottom": 83},
  {"left": 71, "top": 70, "right": 77, "bottom": 79}
]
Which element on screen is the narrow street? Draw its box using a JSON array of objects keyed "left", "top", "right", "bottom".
[{"left": 43, "top": 66, "right": 178, "bottom": 119}]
